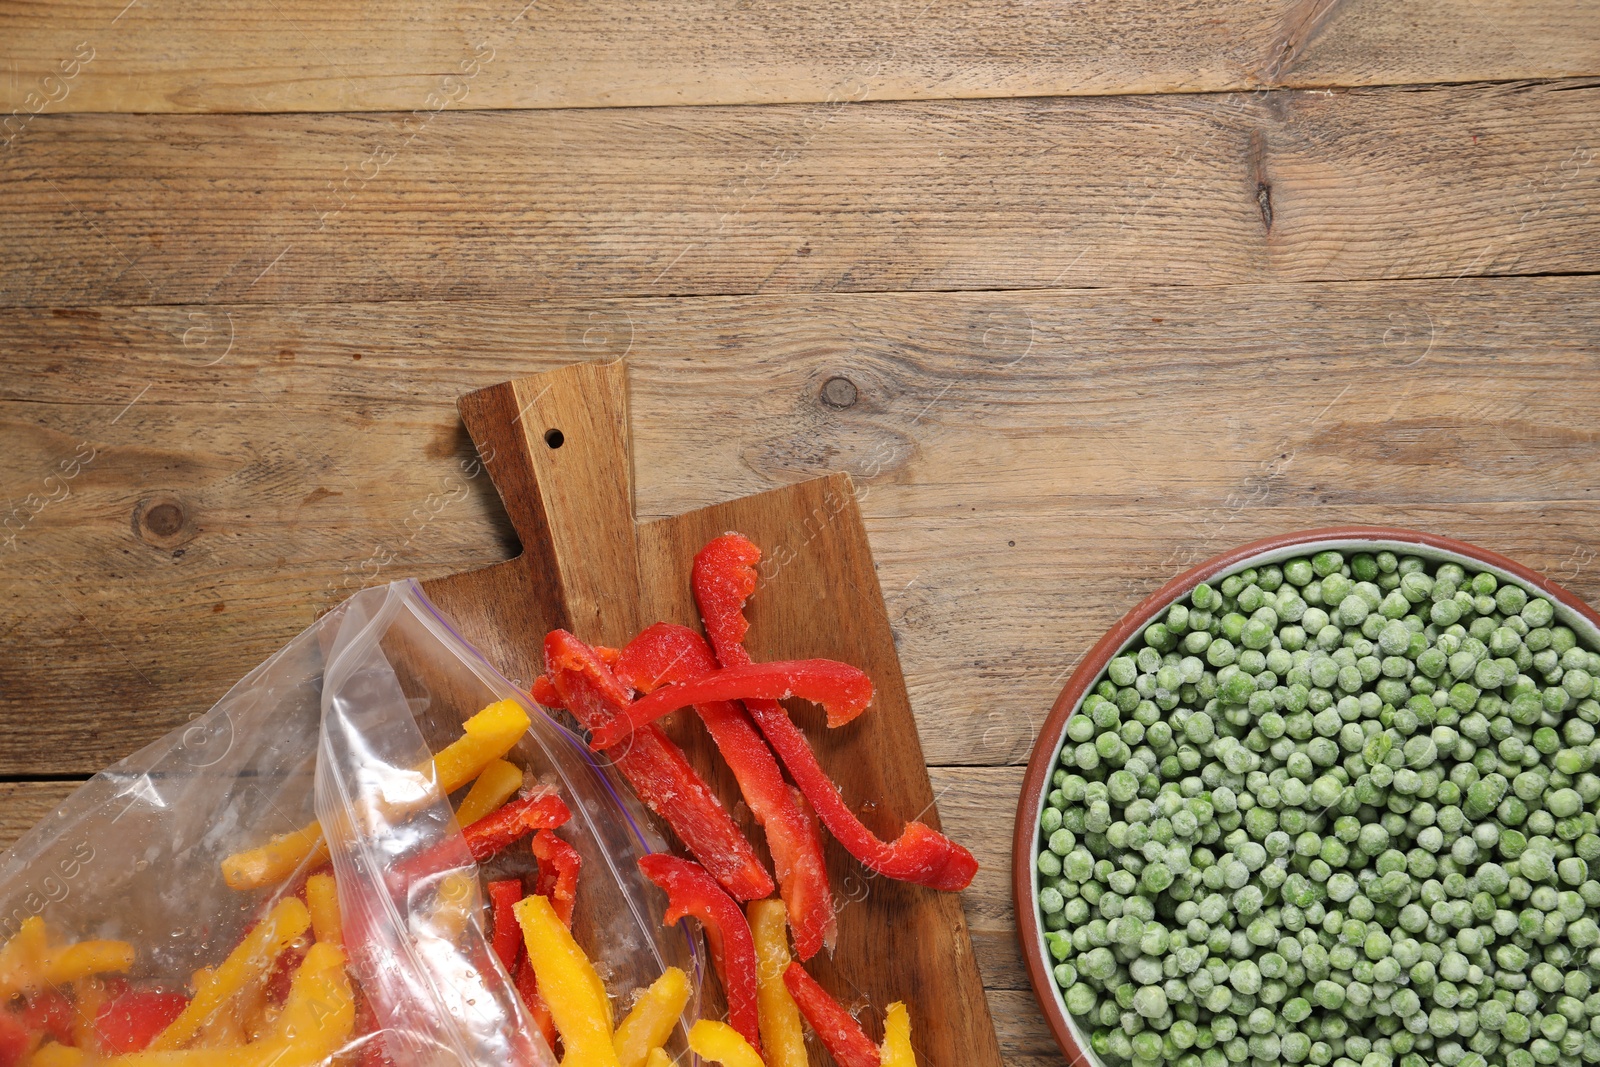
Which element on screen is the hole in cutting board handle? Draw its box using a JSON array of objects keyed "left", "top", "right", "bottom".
[{"left": 544, "top": 428, "right": 565, "bottom": 449}]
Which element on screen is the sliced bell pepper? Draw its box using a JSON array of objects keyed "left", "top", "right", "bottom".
[
  {"left": 187, "top": 965, "right": 248, "bottom": 1049},
  {"left": 149, "top": 896, "right": 311, "bottom": 1051},
  {"left": 95, "top": 991, "right": 191, "bottom": 1055},
  {"left": 514, "top": 894, "right": 618, "bottom": 1067},
  {"left": 20, "top": 989, "right": 75, "bottom": 1048},
  {"left": 259, "top": 941, "right": 356, "bottom": 1062},
  {"left": 546, "top": 631, "right": 772, "bottom": 901},
  {"left": 399, "top": 792, "right": 571, "bottom": 882},
  {"left": 782, "top": 962, "right": 881, "bottom": 1067},
  {"left": 747, "top": 900, "right": 808, "bottom": 1067},
  {"left": 264, "top": 942, "right": 308, "bottom": 1008},
  {"left": 464, "top": 793, "right": 571, "bottom": 861},
  {"left": 531, "top": 831, "right": 582, "bottom": 929},
  {"left": 26, "top": 1043, "right": 84, "bottom": 1067},
  {"left": 879, "top": 1002, "right": 916, "bottom": 1067},
  {"left": 530, "top": 675, "right": 563, "bottom": 709},
  {"left": 0, "top": 917, "right": 48, "bottom": 999},
  {"left": 456, "top": 758, "right": 526, "bottom": 826},
  {"left": 42, "top": 941, "right": 134, "bottom": 987},
  {"left": 692, "top": 534, "right": 978, "bottom": 892},
  {"left": 589, "top": 659, "right": 874, "bottom": 750},
  {"left": 220, "top": 822, "right": 330, "bottom": 894},
  {"left": 70, "top": 977, "right": 117, "bottom": 1052},
  {"left": 304, "top": 873, "right": 343, "bottom": 946},
  {"left": 431, "top": 698, "right": 534, "bottom": 795},
  {"left": 0, "top": 1011, "right": 28, "bottom": 1067},
  {"left": 107, "top": 943, "right": 353, "bottom": 1067},
  {"left": 637, "top": 855, "right": 762, "bottom": 1056},
  {"left": 221, "top": 698, "right": 532, "bottom": 891},
  {"left": 488, "top": 879, "right": 525, "bottom": 973},
  {"left": 611, "top": 967, "right": 689, "bottom": 1067},
  {"left": 617, "top": 623, "right": 835, "bottom": 960},
  {"left": 514, "top": 957, "right": 558, "bottom": 1052},
  {"left": 688, "top": 1020, "right": 767, "bottom": 1067}
]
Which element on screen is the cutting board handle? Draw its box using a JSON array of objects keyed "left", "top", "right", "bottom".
[{"left": 453, "top": 360, "right": 643, "bottom": 645}]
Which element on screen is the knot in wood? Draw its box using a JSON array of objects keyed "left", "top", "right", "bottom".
[{"left": 820, "top": 376, "right": 859, "bottom": 409}]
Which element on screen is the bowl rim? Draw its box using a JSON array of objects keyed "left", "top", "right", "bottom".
[{"left": 1012, "top": 525, "right": 1600, "bottom": 1066}]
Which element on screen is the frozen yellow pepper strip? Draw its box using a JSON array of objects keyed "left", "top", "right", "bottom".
[
  {"left": 44, "top": 939, "right": 135, "bottom": 985},
  {"left": 748, "top": 900, "right": 807, "bottom": 1067},
  {"left": 0, "top": 916, "right": 50, "bottom": 997},
  {"left": 27, "top": 1044, "right": 86, "bottom": 1067},
  {"left": 70, "top": 976, "right": 114, "bottom": 1050},
  {"left": 221, "top": 699, "right": 532, "bottom": 891},
  {"left": 689, "top": 1020, "right": 767, "bottom": 1067},
  {"left": 879, "top": 1002, "right": 916, "bottom": 1067},
  {"left": 455, "top": 757, "right": 525, "bottom": 826},
  {"left": 0, "top": 920, "right": 131, "bottom": 997},
  {"left": 193, "top": 963, "right": 249, "bottom": 1050},
  {"left": 305, "top": 872, "right": 343, "bottom": 946},
  {"left": 149, "top": 896, "right": 311, "bottom": 1051},
  {"left": 220, "top": 822, "right": 330, "bottom": 892},
  {"left": 644, "top": 1051, "right": 673, "bottom": 1067},
  {"left": 613, "top": 966, "right": 690, "bottom": 1067},
  {"left": 109, "top": 941, "right": 354, "bottom": 1067},
  {"left": 515, "top": 893, "right": 619, "bottom": 1067},
  {"left": 259, "top": 940, "right": 356, "bottom": 1060},
  {"left": 432, "top": 699, "right": 532, "bottom": 794}
]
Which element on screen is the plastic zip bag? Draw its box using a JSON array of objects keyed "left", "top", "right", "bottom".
[{"left": 0, "top": 579, "right": 699, "bottom": 1065}]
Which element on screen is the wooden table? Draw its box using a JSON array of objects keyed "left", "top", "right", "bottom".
[{"left": 2, "top": 3, "right": 1598, "bottom": 1061}]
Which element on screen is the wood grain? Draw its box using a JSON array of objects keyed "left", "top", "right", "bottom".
[
  {"left": 1, "top": 276, "right": 1598, "bottom": 777},
  {"left": 2, "top": 0, "right": 1597, "bottom": 116},
  {"left": 421, "top": 363, "right": 642, "bottom": 695},
  {"left": 2, "top": 81, "right": 1596, "bottom": 307},
  {"left": 637, "top": 475, "right": 1001, "bottom": 1067},
  {"left": 0, "top": 783, "right": 78, "bottom": 854}
]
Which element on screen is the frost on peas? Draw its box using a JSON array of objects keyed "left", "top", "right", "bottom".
[{"left": 1041, "top": 557, "right": 1600, "bottom": 1064}]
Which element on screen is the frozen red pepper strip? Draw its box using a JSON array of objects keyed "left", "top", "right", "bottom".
[
  {"left": 488, "top": 879, "right": 525, "bottom": 974},
  {"left": 397, "top": 793, "right": 571, "bottom": 883},
  {"left": 530, "top": 674, "right": 563, "bottom": 709},
  {"left": 782, "top": 962, "right": 882, "bottom": 1067},
  {"left": 589, "top": 659, "right": 874, "bottom": 750},
  {"left": 638, "top": 854, "right": 763, "bottom": 1056},
  {"left": 546, "top": 630, "right": 774, "bottom": 901},
  {"left": 617, "top": 623, "right": 836, "bottom": 960},
  {"left": 693, "top": 533, "right": 979, "bottom": 892},
  {"left": 466, "top": 793, "right": 572, "bottom": 861},
  {"left": 531, "top": 830, "right": 582, "bottom": 929}
]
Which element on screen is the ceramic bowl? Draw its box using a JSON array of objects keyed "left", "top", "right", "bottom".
[{"left": 1013, "top": 526, "right": 1600, "bottom": 1065}]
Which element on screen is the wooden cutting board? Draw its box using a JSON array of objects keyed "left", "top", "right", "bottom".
[{"left": 420, "top": 359, "right": 1002, "bottom": 1067}]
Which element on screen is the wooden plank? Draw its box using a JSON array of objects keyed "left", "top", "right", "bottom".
[
  {"left": 0, "top": 782, "right": 79, "bottom": 853},
  {"left": 1, "top": 277, "right": 1600, "bottom": 778},
  {"left": 1, "top": 81, "right": 1596, "bottom": 307},
  {"left": 1, "top": 0, "right": 1597, "bottom": 116},
  {"left": 932, "top": 766, "right": 1028, "bottom": 992}
]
